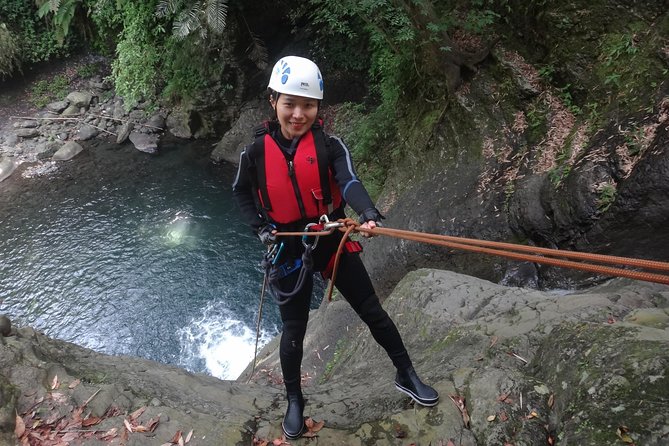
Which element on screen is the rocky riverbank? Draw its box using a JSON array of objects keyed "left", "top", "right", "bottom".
[{"left": 2, "top": 270, "right": 668, "bottom": 445}]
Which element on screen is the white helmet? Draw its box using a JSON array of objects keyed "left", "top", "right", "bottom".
[{"left": 268, "top": 56, "right": 324, "bottom": 100}]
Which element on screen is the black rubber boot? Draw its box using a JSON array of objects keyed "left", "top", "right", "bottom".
[
  {"left": 282, "top": 392, "right": 305, "bottom": 439},
  {"left": 395, "top": 367, "right": 439, "bottom": 407}
]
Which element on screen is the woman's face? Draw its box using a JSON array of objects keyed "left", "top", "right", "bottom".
[{"left": 271, "top": 94, "right": 319, "bottom": 140}]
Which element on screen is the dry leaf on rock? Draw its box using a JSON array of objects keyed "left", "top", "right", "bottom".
[
  {"left": 169, "top": 429, "right": 183, "bottom": 444},
  {"left": 448, "top": 395, "right": 471, "bottom": 428},
  {"left": 130, "top": 406, "right": 147, "bottom": 421},
  {"left": 68, "top": 379, "right": 81, "bottom": 389},
  {"left": 616, "top": 426, "right": 635, "bottom": 444},
  {"left": 82, "top": 416, "right": 102, "bottom": 427},
  {"left": 51, "top": 375, "right": 59, "bottom": 390},
  {"left": 486, "top": 414, "right": 496, "bottom": 422},
  {"left": 15, "top": 414, "right": 26, "bottom": 438}
]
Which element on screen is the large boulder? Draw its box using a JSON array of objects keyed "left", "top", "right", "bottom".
[
  {"left": 210, "top": 100, "right": 267, "bottom": 164},
  {"left": 0, "top": 158, "right": 16, "bottom": 182},
  {"left": 52, "top": 141, "right": 84, "bottom": 161},
  {"left": 128, "top": 131, "right": 158, "bottom": 154},
  {"left": 65, "top": 91, "right": 94, "bottom": 109}
]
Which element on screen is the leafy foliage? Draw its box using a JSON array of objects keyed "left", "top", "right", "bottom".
[
  {"left": 29, "top": 75, "right": 70, "bottom": 107},
  {"left": 156, "top": 0, "right": 229, "bottom": 41},
  {"left": 109, "top": 1, "right": 162, "bottom": 108},
  {"left": 0, "top": 23, "right": 21, "bottom": 78},
  {"left": 36, "top": 0, "right": 82, "bottom": 45},
  {"left": 0, "top": 0, "right": 70, "bottom": 64}
]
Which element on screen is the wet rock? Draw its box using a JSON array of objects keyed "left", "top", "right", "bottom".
[
  {"left": 60, "top": 104, "right": 81, "bottom": 117},
  {"left": 112, "top": 101, "right": 125, "bottom": 119},
  {"left": 3, "top": 133, "right": 19, "bottom": 147},
  {"left": 0, "top": 158, "right": 17, "bottom": 182},
  {"left": 211, "top": 100, "right": 266, "bottom": 164},
  {"left": 166, "top": 108, "right": 194, "bottom": 139},
  {"left": 35, "top": 141, "right": 61, "bottom": 160},
  {"left": 147, "top": 114, "right": 166, "bottom": 131},
  {"left": 66, "top": 91, "right": 94, "bottom": 109},
  {"left": 12, "top": 120, "right": 38, "bottom": 129},
  {"left": 52, "top": 141, "right": 84, "bottom": 161},
  {"left": 129, "top": 131, "right": 158, "bottom": 154},
  {"left": 0, "top": 316, "right": 10, "bottom": 336},
  {"left": 46, "top": 101, "right": 70, "bottom": 113},
  {"left": 15, "top": 128, "right": 40, "bottom": 138},
  {"left": 76, "top": 124, "right": 99, "bottom": 141},
  {"left": 116, "top": 121, "right": 134, "bottom": 144}
]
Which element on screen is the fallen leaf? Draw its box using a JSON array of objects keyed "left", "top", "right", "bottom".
[
  {"left": 499, "top": 411, "right": 509, "bottom": 422},
  {"left": 526, "top": 411, "right": 539, "bottom": 419},
  {"left": 100, "top": 427, "right": 118, "bottom": 440},
  {"left": 130, "top": 406, "right": 147, "bottom": 421},
  {"left": 68, "top": 379, "right": 81, "bottom": 389},
  {"left": 185, "top": 429, "right": 193, "bottom": 443},
  {"left": 497, "top": 392, "right": 511, "bottom": 402},
  {"left": 489, "top": 336, "right": 499, "bottom": 348},
  {"left": 487, "top": 414, "right": 496, "bottom": 422},
  {"left": 616, "top": 426, "right": 634, "bottom": 444},
  {"left": 447, "top": 440, "right": 457, "bottom": 446},
  {"left": 548, "top": 393, "right": 555, "bottom": 409},
  {"left": 145, "top": 416, "right": 160, "bottom": 432},
  {"left": 51, "top": 375, "right": 59, "bottom": 390},
  {"left": 15, "top": 415, "right": 25, "bottom": 438},
  {"left": 169, "top": 430, "right": 182, "bottom": 444},
  {"left": 607, "top": 315, "right": 616, "bottom": 324},
  {"left": 448, "top": 395, "right": 471, "bottom": 428},
  {"left": 123, "top": 418, "right": 133, "bottom": 433},
  {"left": 82, "top": 416, "right": 102, "bottom": 427}
]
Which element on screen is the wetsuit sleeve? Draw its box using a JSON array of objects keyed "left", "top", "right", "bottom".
[
  {"left": 232, "top": 145, "right": 265, "bottom": 230},
  {"left": 327, "top": 135, "right": 378, "bottom": 216}
]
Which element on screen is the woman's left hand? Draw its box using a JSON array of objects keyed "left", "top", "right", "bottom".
[{"left": 360, "top": 220, "right": 377, "bottom": 238}]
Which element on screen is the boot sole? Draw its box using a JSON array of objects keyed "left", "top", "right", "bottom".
[
  {"left": 282, "top": 421, "right": 305, "bottom": 440},
  {"left": 395, "top": 382, "right": 439, "bottom": 407}
]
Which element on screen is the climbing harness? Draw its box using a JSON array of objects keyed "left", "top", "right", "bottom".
[{"left": 261, "top": 216, "right": 344, "bottom": 306}]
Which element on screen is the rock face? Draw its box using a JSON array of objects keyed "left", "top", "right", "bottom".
[
  {"left": 210, "top": 99, "right": 268, "bottom": 164},
  {"left": 2, "top": 270, "right": 667, "bottom": 445}
]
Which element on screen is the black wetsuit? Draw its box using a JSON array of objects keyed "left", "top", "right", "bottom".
[{"left": 232, "top": 124, "right": 412, "bottom": 394}]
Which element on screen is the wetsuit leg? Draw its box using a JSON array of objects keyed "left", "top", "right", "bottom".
[
  {"left": 277, "top": 269, "right": 313, "bottom": 394},
  {"left": 333, "top": 253, "right": 412, "bottom": 371}
]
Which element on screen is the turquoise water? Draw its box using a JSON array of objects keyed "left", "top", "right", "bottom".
[{"left": 0, "top": 138, "right": 301, "bottom": 379}]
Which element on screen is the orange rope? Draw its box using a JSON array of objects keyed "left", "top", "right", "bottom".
[{"left": 274, "top": 218, "right": 669, "bottom": 294}]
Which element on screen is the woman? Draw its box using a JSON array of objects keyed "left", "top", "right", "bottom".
[{"left": 232, "top": 56, "right": 438, "bottom": 439}]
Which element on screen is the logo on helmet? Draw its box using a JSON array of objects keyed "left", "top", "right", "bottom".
[
  {"left": 280, "top": 60, "right": 291, "bottom": 85},
  {"left": 300, "top": 82, "right": 310, "bottom": 88}
]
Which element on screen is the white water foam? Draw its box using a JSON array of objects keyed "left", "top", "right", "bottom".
[{"left": 178, "top": 301, "right": 275, "bottom": 380}]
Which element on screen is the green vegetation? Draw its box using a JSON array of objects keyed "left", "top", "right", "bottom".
[
  {"left": 320, "top": 338, "right": 349, "bottom": 383},
  {"left": 0, "top": 0, "right": 72, "bottom": 67},
  {"left": 29, "top": 75, "right": 70, "bottom": 108},
  {"left": 596, "top": 182, "right": 617, "bottom": 213},
  {"left": 0, "top": 23, "right": 20, "bottom": 78}
]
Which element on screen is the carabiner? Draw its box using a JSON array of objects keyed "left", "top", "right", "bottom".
[{"left": 303, "top": 223, "right": 320, "bottom": 250}]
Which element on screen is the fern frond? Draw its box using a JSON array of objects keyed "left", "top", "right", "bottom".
[
  {"left": 205, "top": 0, "right": 228, "bottom": 34},
  {"left": 173, "top": 3, "right": 201, "bottom": 39},
  {"left": 247, "top": 32, "right": 268, "bottom": 70}
]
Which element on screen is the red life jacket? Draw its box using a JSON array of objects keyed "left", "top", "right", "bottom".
[{"left": 254, "top": 126, "right": 343, "bottom": 224}]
